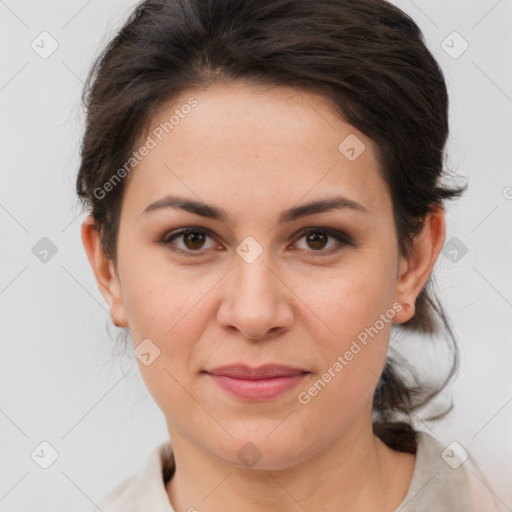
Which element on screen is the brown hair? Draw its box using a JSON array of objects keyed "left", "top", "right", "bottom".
[{"left": 76, "top": 0, "right": 467, "bottom": 453}]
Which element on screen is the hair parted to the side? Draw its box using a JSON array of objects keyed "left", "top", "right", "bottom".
[{"left": 76, "top": 0, "right": 468, "bottom": 453}]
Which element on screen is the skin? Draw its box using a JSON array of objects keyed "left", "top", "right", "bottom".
[{"left": 82, "top": 81, "right": 446, "bottom": 512}]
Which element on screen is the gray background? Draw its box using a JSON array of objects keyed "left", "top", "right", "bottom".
[{"left": 1, "top": 0, "right": 511, "bottom": 510}]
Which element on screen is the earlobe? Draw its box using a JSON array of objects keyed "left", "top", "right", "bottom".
[
  {"left": 81, "top": 214, "right": 128, "bottom": 328},
  {"left": 393, "top": 206, "right": 446, "bottom": 324}
]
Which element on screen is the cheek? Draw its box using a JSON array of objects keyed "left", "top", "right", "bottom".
[
  {"left": 124, "top": 271, "right": 210, "bottom": 419},
  {"left": 292, "top": 264, "right": 395, "bottom": 399},
  {"left": 121, "top": 258, "right": 206, "bottom": 338},
  {"left": 120, "top": 264, "right": 214, "bottom": 387},
  {"left": 292, "top": 259, "right": 396, "bottom": 342}
]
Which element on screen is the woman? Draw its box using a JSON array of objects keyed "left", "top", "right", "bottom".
[{"left": 77, "top": 0, "right": 504, "bottom": 510}]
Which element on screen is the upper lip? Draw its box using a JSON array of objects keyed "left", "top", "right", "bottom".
[{"left": 205, "top": 364, "right": 309, "bottom": 380}]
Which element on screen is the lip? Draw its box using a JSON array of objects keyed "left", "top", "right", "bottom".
[
  {"left": 205, "top": 364, "right": 308, "bottom": 379},
  {"left": 204, "top": 364, "right": 309, "bottom": 401}
]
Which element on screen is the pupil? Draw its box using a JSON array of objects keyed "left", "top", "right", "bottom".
[
  {"left": 307, "top": 232, "right": 327, "bottom": 250},
  {"left": 185, "top": 232, "right": 205, "bottom": 250}
]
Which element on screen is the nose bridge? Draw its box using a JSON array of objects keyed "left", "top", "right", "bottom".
[
  {"left": 218, "top": 240, "right": 294, "bottom": 340},
  {"left": 233, "top": 241, "right": 280, "bottom": 306}
]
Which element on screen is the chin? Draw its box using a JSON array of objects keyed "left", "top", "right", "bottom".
[{"left": 208, "top": 428, "right": 313, "bottom": 471}]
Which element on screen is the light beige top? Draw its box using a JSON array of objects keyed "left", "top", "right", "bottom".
[{"left": 92, "top": 431, "right": 508, "bottom": 511}]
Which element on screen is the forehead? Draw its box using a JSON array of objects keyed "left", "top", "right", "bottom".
[{"left": 122, "top": 82, "right": 391, "bottom": 221}]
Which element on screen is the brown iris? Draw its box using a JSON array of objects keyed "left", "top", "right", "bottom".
[
  {"left": 183, "top": 231, "right": 207, "bottom": 250},
  {"left": 305, "top": 232, "right": 328, "bottom": 250}
]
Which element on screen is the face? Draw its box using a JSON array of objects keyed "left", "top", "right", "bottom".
[{"left": 85, "top": 81, "right": 432, "bottom": 470}]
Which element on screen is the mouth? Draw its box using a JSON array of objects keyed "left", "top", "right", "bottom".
[{"left": 203, "top": 364, "right": 310, "bottom": 400}]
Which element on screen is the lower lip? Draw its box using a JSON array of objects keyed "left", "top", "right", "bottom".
[{"left": 206, "top": 373, "right": 308, "bottom": 400}]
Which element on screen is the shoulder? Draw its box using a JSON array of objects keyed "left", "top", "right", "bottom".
[
  {"left": 92, "top": 440, "right": 175, "bottom": 512},
  {"left": 394, "top": 430, "right": 507, "bottom": 512},
  {"left": 93, "top": 474, "right": 139, "bottom": 512}
]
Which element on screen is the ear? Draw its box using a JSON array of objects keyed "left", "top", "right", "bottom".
[
  {"left": 393, "top": 205, "right": 446, "bottom": 324},
  {"left": 81, "top": 214, "right": 128, "bottom": 328}
]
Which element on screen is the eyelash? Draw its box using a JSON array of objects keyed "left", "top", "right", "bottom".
[{"left": 159, "top": 226, "right": 352, "bottom": 258}]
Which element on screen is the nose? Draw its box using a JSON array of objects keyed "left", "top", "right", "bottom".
[{"left": 217, "top": 254, "right": 295, "bottom": 341}]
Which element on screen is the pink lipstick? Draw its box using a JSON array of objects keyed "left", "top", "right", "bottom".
[{"left": 205, "top": 364, "right": 309, "bottom": 401}]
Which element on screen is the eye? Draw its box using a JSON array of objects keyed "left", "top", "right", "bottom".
[
  {"left": 160, "top": 226, "right": 352, "bottom": 257},
  {"left": 160, "top": 227, "right": 220, "bottom": 256},
  {"left": 291, "top": 227, "right": 352, "bottom": 256}
]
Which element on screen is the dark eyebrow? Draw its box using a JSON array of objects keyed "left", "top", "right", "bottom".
[{"left": 142, "top": 194, "right": 369, "bottom": 225}]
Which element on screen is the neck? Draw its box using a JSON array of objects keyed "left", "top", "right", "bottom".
[{"left": 165, "top": 410, "right": 416, "bottom": 512}]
